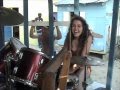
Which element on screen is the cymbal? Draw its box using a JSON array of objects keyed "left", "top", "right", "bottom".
[
  {"left": 71, "top": 56, "right": 104, "bottom": 66},
  {"left": 91, "top": 31, "right": 103, "bottom": 38},
  {"left": 0, "top": 7, "right": 24, "bottom": 25},
  {"left": 86, "top": 56, "right": 104, "bottom": 66}
]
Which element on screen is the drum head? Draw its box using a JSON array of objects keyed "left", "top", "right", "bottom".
[
  {"left": 10, "top": 37, "right": 26, "bottom": 51},
  {"left": 0, "top": 37, "right": 26, "bottom": 61},
  {"left": 19, "top": 47, "right": 49, "bottom": 59}
]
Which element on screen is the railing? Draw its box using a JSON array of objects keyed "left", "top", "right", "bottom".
[{"left": 14, "top": 21, "right": 70, "bottom": 26}]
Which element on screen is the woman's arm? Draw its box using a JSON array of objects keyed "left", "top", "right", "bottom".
[
  {"left": 81, "top": 35, "right": 93, "bottom": 56},
  {"left": 55, "top": 26, "right": 62, "bottom": 40},
  {"left": 54, "top": 26, "right": 62, "bottom": 40},
  {"left": 30, "top": 26, "right": 39, "bottom": 38},
  {"left": 53, "top": 17, "right": 62, "bottom": 40}
]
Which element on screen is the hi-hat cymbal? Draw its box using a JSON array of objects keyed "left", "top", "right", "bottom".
[
  {"left": 0, "top": 7, "right": 24, "bottom": 25},
  {"left": 71, "top": 56, "right": 104, "bottom": 66}
]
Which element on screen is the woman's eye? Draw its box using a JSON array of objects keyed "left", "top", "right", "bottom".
[
  {"left": 72, "top": 25, "right": 75, "bottom": 27},
  {"left": 72, "top": 25, "right": 81, "bottom": 28},
  {"left": 78, "top": 25, "right": 81, "bottom": 28}
]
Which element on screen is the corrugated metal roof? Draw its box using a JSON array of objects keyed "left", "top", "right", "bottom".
[{"left": 55, "top": 0, "right": 108, "bottom": 5}]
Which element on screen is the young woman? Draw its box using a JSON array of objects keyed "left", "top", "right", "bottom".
[{"left": 63, "top": 16, "right": 93, "bottom": 90}]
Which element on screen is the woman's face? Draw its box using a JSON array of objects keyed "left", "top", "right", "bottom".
[{"left": 72, "top": 20, "right": 83, "bottom": 38}]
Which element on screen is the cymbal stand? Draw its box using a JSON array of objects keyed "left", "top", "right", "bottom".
[
  {"left": 5, "top": 53, "right": 14, "bottom": 90},
  {"left": 82, "top": 65, "right": 88, "bottom": 90}
]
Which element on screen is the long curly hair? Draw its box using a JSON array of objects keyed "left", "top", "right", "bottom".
[{"left": 64, "top": 15, "right": 93, "bottom": 55}]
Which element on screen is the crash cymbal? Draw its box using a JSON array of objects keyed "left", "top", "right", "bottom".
[
  {"left": 90, "top": 30, "right": 103, "bottom": 38},
  {"left": 71, "top": 56, "right": 104, "bottom": 66},
  {"left": 0, "top": 7, "right": 24, "bottom": 25},
  {"left": 91, "top": 32, "right": 103, "bottom": 38}
]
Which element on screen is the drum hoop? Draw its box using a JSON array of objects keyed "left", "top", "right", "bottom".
[
  {"left": 20, "top": 47, "right": 50, "bottom": 59},
  {"left": 10, "top": 37, "right": 26, "bottom": 51},
  {"left": 11, "top": 76, "right": 37, "bottom": 87},
  {"left": 0, "top": 42, "right": 10, "bottom": 51}
]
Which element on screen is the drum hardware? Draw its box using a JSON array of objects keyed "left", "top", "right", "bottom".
[
  {"left": 39, "top": 58, "right": 45, "bottom": 65},
  {"left": 12, "top": 67, "right": 18, "bottom": 75},
  {"left": 82, "top": 64, "right": 88, "bottom": 90},
  {"left": 4, "top": 54, "right": 15, "bottom": 90},
  {"left": 66, "top": 76, "right": 79, "bottom": 90},
  {"left": 10, "top": 76, "right": 38, "bottom": 88},
  {"left": 34, "top": 73, "right": 39, "bottom": 80},
  {"left": 18, "top": 51, "right": 23, "bottom": 60}
]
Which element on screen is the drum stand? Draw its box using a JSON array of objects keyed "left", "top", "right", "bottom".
[
  {"left": 5, "top": 60, "right": 12, "bottom": 90},
  {"left": 5, "top": 53, "right": 14, "bottom": 90},
  {"left": 82, "top": 65, "right": 88, "bottom": 90}
]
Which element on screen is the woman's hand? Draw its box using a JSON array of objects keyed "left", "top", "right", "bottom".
[{"left": 73, "top": 64, "right": 77, "bottom": 69}]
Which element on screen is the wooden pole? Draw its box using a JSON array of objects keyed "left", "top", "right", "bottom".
[
  {"left": 58, "top": 54, "right": 71, "bottom": 90},
  {"left": 41, "top": 72, "right": 56, "bottom": 90},
  {"left": 58, "top": 26, "right": 71, "bottom": 90}
]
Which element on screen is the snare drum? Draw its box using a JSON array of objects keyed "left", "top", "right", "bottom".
[{"left": 12, "top": 48, "right": 50, "bottom": 87}]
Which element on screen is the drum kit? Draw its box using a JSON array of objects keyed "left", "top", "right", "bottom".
[
  {"left": 0, "top": 7, "right": 51, "bottom": 90},
  {"left": 0, "top": 7, "right": 105, "bottom": 90},
  {"left": 0, "top": 37, "right": 51, "bottom": 90}
]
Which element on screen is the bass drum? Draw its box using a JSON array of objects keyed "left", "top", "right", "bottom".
[{"left": 11, "top": 47, "right": 50, "bottom": 88}]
